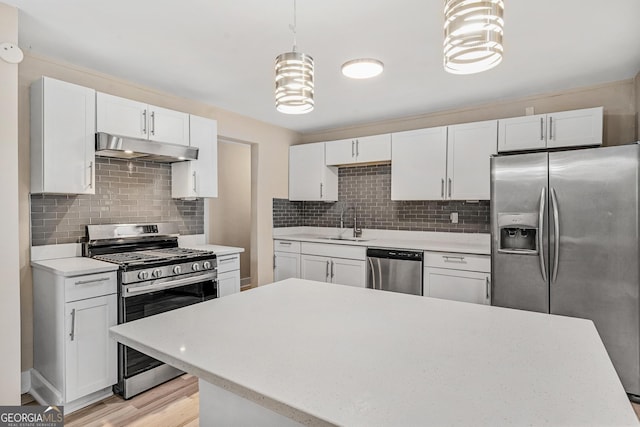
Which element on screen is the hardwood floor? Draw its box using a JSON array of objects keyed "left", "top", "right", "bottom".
[
  {"left": 21, "top": 375, "right": 640, "bottom": 426},
  {"left": 25, "top": 374, "right": 199, "bottom": 426}
]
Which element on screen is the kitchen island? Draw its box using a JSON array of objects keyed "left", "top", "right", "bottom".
[{"left": 110, "top": 279, "right": 638, "bottom": 426}]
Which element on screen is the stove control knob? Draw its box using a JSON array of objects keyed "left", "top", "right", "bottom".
[
  {"left": 203, "top": 261, "right": 212, "bottom": 270},
  {"left": 152, "top": 269, "right": 162, "bottom": 278},
  {"left": 138, "top": 271, "right": 149, "bottom": 280},
  {"left": 173, "top": 265, "right": 182, "bottom": 274},
  {"left": 192, "top": 263, "right": 200, "bottom": 272}
]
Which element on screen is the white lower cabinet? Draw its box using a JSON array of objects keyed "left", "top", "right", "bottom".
[
  {"left": 273, "top": 240, "right": 301, "bottom": 281},
  {"left": 31, "top": 268, "right": 118, "bottom": 412},
  {"left": 423, "top": 252, "right": 491, "bottom": 305},
  {"left": 301, "top": 254, "right": 366, "bottom": 287},
  {"left": 300, "top": 243, "right": 367, "bottom": 288},
  {"left": 65, "top": 295, "right": 117, "bottom": 402},
  {"left": 217, "top": 253, "right": 241, "bottom": 297}
]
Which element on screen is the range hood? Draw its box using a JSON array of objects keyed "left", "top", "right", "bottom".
[{"left": 95, "top": 132, "right": 198, "bottom": 163}]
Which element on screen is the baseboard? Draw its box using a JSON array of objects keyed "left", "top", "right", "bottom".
[
  {"left": 30, "top": 369, "right": 63, "bottom": 407},
  {"left": 30, "top": 369, "right": 112, "bottom": 414},
  {"left": 21, "top": 370, "right": 31, "bottom": 395}
]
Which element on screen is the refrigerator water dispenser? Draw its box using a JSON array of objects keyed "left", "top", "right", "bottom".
[{"left": 497, "top": 213, "right": 538, "bottom": 254}]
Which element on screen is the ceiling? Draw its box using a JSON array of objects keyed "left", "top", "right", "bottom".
[{"left": 6, "top": 0, "right": 640, "bottom": 133}]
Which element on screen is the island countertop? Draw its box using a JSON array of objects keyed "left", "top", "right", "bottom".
[{"left": 110, "top": 279, "right": 638, "bottom": 426}]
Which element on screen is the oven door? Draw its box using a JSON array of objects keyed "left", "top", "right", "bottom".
[{"left": 120, "top": 273, "right": 217, "bottom": 379}]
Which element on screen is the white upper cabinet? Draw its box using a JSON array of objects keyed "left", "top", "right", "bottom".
[
  {"left": 31, "top": 77, "right": 96, "bottom": 195},
  {"left": 392, "top": 121, "right": 497, "bottom": 201},
  {"left": 391, "top": 127, "right": 448, "bottom": 200},
  {"left": 546, "top": 107, "right": 603, "bottom": 148},
  {"left": 325, "top": 134, "right": 391, "bottom": 166},
  {"left": 96, "top": 92, "right": 190, "bottom": 146},
  {"left": 498, "top": 107, "right": 603, "bottom": 152},
  {"left": 497, "top": 114, "right": 547, "bottom": 152},
  {"left": 171, "top": 115, "right": 218, "bottom": 198},
  {"left": 447, "top": 120, "right": 497, "bottom": 200},
  {"left": 325, "top": 138, "right": 355, "bottom": 166},
  {"left": 289, "top": 143, "right": 338, "bottom": 201}
]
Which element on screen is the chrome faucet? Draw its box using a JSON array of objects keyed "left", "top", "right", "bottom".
[{"left": 353, "top": 207, "right": 362, "bottom": 238}]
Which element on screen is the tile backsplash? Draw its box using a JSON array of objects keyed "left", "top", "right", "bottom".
[
  {"left": 30, "top": 157, "right": 204, "bottom": 246},
  {"left": 273, "top": 164, "right": 490, "bottom": 233}
]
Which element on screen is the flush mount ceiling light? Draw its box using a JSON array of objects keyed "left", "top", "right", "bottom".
[
  {"left": 275, "top": 0, "right": 314, "bottom": 115},
  {"left": 443, "top": 0, "right": 504, "bottom": 75},
  {"left": 341, "top": 58, "right": 384, "bottom": 79}
]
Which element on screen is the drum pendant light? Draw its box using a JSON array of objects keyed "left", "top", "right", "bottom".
[
  {"left": 275, "top": 0, "right": 314, "bottom": 114},
  {"left": 443, "top": 0, "right": 504, "bottom": 75}
]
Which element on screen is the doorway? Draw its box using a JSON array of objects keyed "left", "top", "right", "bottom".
[{"left": 207, "top": 139, "right": 253, "bottom": 287}]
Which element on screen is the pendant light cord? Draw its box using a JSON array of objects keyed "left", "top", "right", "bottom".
[{"left": 289, "top": 0, "right": 297, "bottom": 52}]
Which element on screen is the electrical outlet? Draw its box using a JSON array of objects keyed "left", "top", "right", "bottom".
[
  {"left": 525, "top": 106, "right": 535, "bottom": 116},
  {"left": 450, "top": 212, "right": 459, "bottom": 224}
]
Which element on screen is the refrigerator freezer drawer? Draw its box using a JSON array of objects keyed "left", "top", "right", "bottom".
[{"left": 424, "top": 252, "right": 490, "bottom": 272}]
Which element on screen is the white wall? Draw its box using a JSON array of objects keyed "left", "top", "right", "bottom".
[{"left": 0, "top": 2, "right": 22, "bottom": 404}]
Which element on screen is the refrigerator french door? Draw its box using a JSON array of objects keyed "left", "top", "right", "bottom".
[{"left": 491, "top": 144, "right": 640, "bottom": 396}]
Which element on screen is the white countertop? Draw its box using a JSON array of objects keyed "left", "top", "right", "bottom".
[
  {"left": 273, "top": 227, "right": 491, "bottom": 255},
  {"left": 110, "top": 279, "right": 637, "bottom": 426},
  {"left": 31, "top": 257, "right": 119, "bottom": 277}
]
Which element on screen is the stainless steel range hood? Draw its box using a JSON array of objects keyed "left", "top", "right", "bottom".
[{"left": 95, "top": 132, "right": 198, "bottom": 163}]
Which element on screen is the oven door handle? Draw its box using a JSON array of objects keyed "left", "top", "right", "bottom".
[{"left": 125, "top": 273, "right": 217, "bottom": 296}]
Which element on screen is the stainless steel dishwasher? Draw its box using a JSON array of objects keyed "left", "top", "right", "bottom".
[{"left": 367, "top": 248, "right": 423, "bottom": 296}]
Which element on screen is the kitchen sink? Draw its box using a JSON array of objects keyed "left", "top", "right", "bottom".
[{"left": 318, "top": 237, "right": 369, "bottom": 242}]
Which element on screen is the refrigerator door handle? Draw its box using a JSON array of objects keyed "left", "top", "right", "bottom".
[
  {"left": 551, "top": 187, "right": 560, "bottom": 283},
  {"left": 538, "top": 187, "right": 547, "bottom": 282}
]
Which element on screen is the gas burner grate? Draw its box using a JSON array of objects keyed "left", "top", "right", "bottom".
[
  {"left": 93, "top": 252, "right": 164, "bottom": 265},
  {"left": 149, "top": 248, "right": 214, "bottom": 257}
]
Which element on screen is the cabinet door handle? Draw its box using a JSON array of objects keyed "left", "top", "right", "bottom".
[
  {"left": 74, "top": 276, "right": 110, "bottom": 286},
  {"left": 88, "top": 161, "right": 93, "bottom": 189},
  {"left": 278, "top": 241, "right": 292, "bottom": 246},
  {"left": 448, "top": 178, "right": 452, "bottom": 198},
  {"left": 325, "top": 260, "right": 330, "bottom": 280},
  {"left": 69, "top": 308, "right": 76, "bottom": 341},
  {"left": 540, "top": 117, "right": 544, "bottom": 141},
  {"left": 142, "top": 110, "right": 147, "bottom": 135},
  {"left": 320, "top": 183, "right": 323, "bottom": 198},
  {"left": 192, "top": 171, "right": 197, "bottom": 192},
  {"left": 356, "top": 140, "right": 359, "bottom": 156},
  {"left": 273, "top": 254, "right": 276, "bottom": 270},
  {"left": 441, "top": 178, "right": 445, "bottom": 198},
  {"left": 352, "top": 141, "right": 355, "bottom": 157},
  {"left": 150, "top": 111, "right": 156, "bottom": 136},
  {"left": 331, "top": 260, "right": 335, "bottom": 279},
  {"left": 549, "top": 116, "right": 553, "bottom": 140},
  {"left": 443, "top": 255, "right": 465, "bottom": 262},
  {"left": 485, "top": 277, "right": 490, "bottom": 300}
]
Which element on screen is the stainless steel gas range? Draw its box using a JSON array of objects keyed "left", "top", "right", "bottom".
[{"left": 84, "top": 223, "right": 217, "bottom": 399}]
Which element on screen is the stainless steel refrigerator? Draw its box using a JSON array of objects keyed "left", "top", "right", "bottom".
[{"left": 491, "top": 144, "right": 640, "bottom": 396}]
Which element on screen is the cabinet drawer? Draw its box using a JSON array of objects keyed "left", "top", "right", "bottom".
[
  {"left": 273, "top": 240, "right": 301, "bottom": 253},
  {"left": 217, "top": 254, "right": 240, "bottom": 273},
  {"left": 423, "top": 252, "right": 490, "bottom": 272},
  {"left": 301, "top": 242, "right": 366, "bottom": 260},
  {"left": 64, "top": 272, "right": 117, "bottom": 302}
]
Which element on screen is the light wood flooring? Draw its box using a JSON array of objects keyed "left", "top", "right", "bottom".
[
  {"left": 24, "top": 374, "right": 198, "bottom": 427},
  {"left": 22, "top": 374, "right": 640, "bottom": 426}
]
